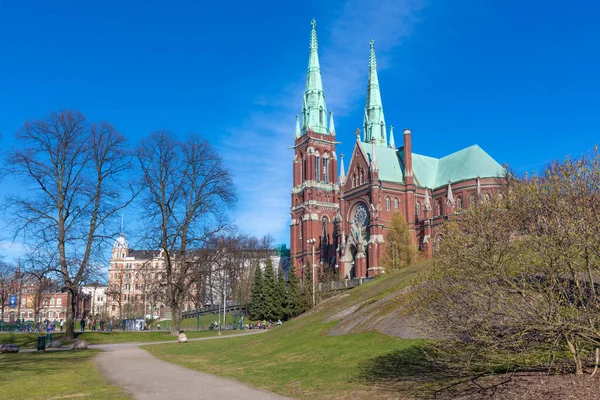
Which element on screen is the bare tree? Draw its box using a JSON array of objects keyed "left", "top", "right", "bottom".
[
  {"left": 406, "top": 147, "right": 600, "bottom": 376},
  {"left": 5, "top": 110, "right": 135, "bottom": 338},
  {"left": 0, "top": 262, "right": 17, "bottom": 324},
  {"left": 106, "top": 270, "right": 126, "bottom": 320},
  {"left": 137, "top": 131, "right": 235, "bottom": 334}
]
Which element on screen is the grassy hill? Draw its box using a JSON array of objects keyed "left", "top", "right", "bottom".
[{"left": 144, "top": 261, "right": 430, "bottom": 399}]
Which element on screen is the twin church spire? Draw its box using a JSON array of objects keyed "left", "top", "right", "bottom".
[
  {"left": 296, "top": 20, "right": 394, "bottom": 148},
  {"left": 363, "top": 40, "right": 387, "bottom": 146},
  {"left": 299, "top": 19, "right": 332, "bottom": 137}
]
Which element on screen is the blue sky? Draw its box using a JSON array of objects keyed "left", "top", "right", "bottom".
[{"left": 1, "top": 0, "right": 599, "bottom": 261}]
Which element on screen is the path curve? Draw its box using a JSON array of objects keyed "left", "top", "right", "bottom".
[{"left": 95, "top": 331, "right": 292, "bottom": 400}]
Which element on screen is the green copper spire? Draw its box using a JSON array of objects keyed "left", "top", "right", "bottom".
[
  {"left": 363, "top": 39, "right": 387, "bottom": 146},
  {"left": 301, "top": 19, "right": 329, "bottom": 135}
]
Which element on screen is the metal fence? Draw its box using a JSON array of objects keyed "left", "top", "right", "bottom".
[{"left": 317, "top": 276, "right": 375, "bottom": 292}]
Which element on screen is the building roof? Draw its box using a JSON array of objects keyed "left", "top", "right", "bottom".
[
  {"left": 360, "top": 143, "right": 404, "bottom": 183},
  {"left": 358, "top": 143, "right": 505, "bottom": 189},
  {"left": 414, "top": 145, "right": 506, "bottom": 189},
  {"left": 128, "top": 249, "right": 161, "bottom": 259}
]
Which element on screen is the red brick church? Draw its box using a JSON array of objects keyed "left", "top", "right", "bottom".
[{"left": 290, "top": 20, "right": 506, "bottom": 279}]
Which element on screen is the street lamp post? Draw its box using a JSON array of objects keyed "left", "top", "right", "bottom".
[{"left": 307, "top": 238, "right": 316, "bottom": 306}]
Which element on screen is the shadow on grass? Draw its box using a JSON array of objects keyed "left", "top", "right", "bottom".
[
  {"left": 357, "top": 344, "right": 563, "bottom": 399},
  {"left": 357, "top": 345, "right": 457, "bottom": 398}
]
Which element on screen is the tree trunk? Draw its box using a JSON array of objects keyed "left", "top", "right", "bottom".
[
  {"left": 565, "top": 336, "right": 583, "bottom": 375},
  {"left": 171, "top": 301, "right": 180, "bottom": 335},
  {"left": 66, "top": 289, "right": 76, "bottom": 339}
]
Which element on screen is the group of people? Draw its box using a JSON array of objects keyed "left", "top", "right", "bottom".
[
  {"left": 80, "top": 317, "right": 113, "bottom": 332},
  {"left": 248, "top": 319, "right": 282, "bottom": 330},
  {"left": 14, "top": 318, "right": 64, "bottom": 332}
]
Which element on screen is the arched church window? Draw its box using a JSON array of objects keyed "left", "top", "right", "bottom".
[
  {"left": 322, "top": 154, "right": 329, "bottom": 183},
  {"left": 299, "top": 152, "right": 304, "bottom": 181},
  {"left": 322, "top": 216, "right": 328, "bottom": 240},
  {"left": 314, "top": 156, "right": 320, "bottom": 181},
  {"left": 393, "top": 198, "right": 399, "bottom": 210},
  {"left": 380, "top": 122, "right": 384, "bottom": 139},
  {"left": 457, "top": 196, "right": 462, "bottom": 210},
  {"left": 360, "top": 169, "right": 364, "bottom": 185},
  {"left": 385, "top": 197, "right": 391, "bottom": 211},
  {"left": 436, "top": 200, "right": 442, "bottom": 217},
  {"left": 319, "top": 107, "right": 323, "bottom": 124},
  {"left": 416, "top": 202, "right": 421, "bottom": 216},
  {"left": 469, "top": 194, "right": 476, "bottom": 206},
  {"left": 352, "top": 174, "right": 356, "bottom": 188}
]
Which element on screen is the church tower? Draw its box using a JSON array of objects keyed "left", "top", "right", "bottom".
[{"left": 290, "top": 20, "right": 340, "bottom": 277}]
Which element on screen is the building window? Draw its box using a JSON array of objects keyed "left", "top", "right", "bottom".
[
  {"left": 385, "top": 197, "right": 391, "bottom": 211},
  {"left": 457, "top": 196, "right": 462, "bottom": 210},
  {"left": 437, "top": 200, "right": 442, "bottom": 217},
  {"left": 323, "top": 158, "right": 329, "bottom": 183},
  {"left": 125, "top": 284, "right": 130, "bottom": 291},
  {"left": 21, "top": 298, "right": 26, "bottom": 306},
  {"left": 314, "top": 156, "right": 320, "bottom": 181},
  {"left": 352, "top": 174, "right": 356, "bottom": 188},
  {"left": 360, "top": 169, "right": 364, "bottom": 185},
  {"left": 20, "top": 312, "right": 25, "bottom": 319},
  {"left": 416, "top": 202, "right": 421, "bottom": 216},
  {"left": 135, "top": 284, "right": 139, "bottom": 290},
  {"left": 121, "top": 252, "right": 124, "bottom": 258},
  {"left": 393, "top": 198, "right": 399, "bottom": 210},
  {"left": 380, "top": 122, "right": 384, "bottom": 139},
  {"left": 319, "top": 108, "right": 323, "bottom": 124},
  {"left": 48, "top": 311, "right": 54, "bottom": 319},
  {"left": 112, "top": 305, "right": 116, "bottom": 311},
  {"left": 28, "top": 312, "right": 32, "bottom": 318},
  {"left": 50, "top": 298, "right": 54, "bottom": 306}
]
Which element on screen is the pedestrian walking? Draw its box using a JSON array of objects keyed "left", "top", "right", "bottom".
[{"left": 60, "top": 319, "right": 64, "bottom": 332}]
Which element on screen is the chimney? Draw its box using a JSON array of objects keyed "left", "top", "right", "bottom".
[{"left": 403, "top": 128, "right": 414, "bottom": 185}]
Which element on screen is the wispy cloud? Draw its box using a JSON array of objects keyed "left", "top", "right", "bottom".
[{"left": 221, "top": 0, "right": 426, "bottom": 244}]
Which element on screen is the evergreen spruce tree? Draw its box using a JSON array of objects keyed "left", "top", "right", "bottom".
[
  {"left": 250, "top": 265, "right": 264, "bottom": 320},
  {"left": 262, "top": 259, "right": 282, "bottom": 321},
  {"left": 277, "top": 267, "right": 288, "bottom": 320},
  {"left": 286, "top": 266, "right": 302, "bottom": 318}
]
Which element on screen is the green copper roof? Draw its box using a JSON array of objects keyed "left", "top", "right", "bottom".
[
  {"left": 412, "top": 145, "right": 506, "bottom": 189},
  {"left": 360, "top": 142, "right": 404, "bottom": 183},
  {"left": 301, "top": 19, "right": 329, "bottom": 135},
  {"left": 363, "top": 40, "right": 387, "bottom": 146},
  {"left": 355, "top": 143, "right": 505, "bottom": 189},
  {"left": 411, "top": 153, "right": 439, "bottom": 188}
]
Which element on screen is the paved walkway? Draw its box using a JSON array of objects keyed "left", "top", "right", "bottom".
[{"left": 94, "top": 331, "right": 292, "bottom": 400}]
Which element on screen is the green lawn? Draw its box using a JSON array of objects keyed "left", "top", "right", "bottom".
[
  {"left": 145, "top": 263, "right": 429, "bottom": 399},
  {"left": 0, "top": 350, "right": 130, "bottom": 400}
]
